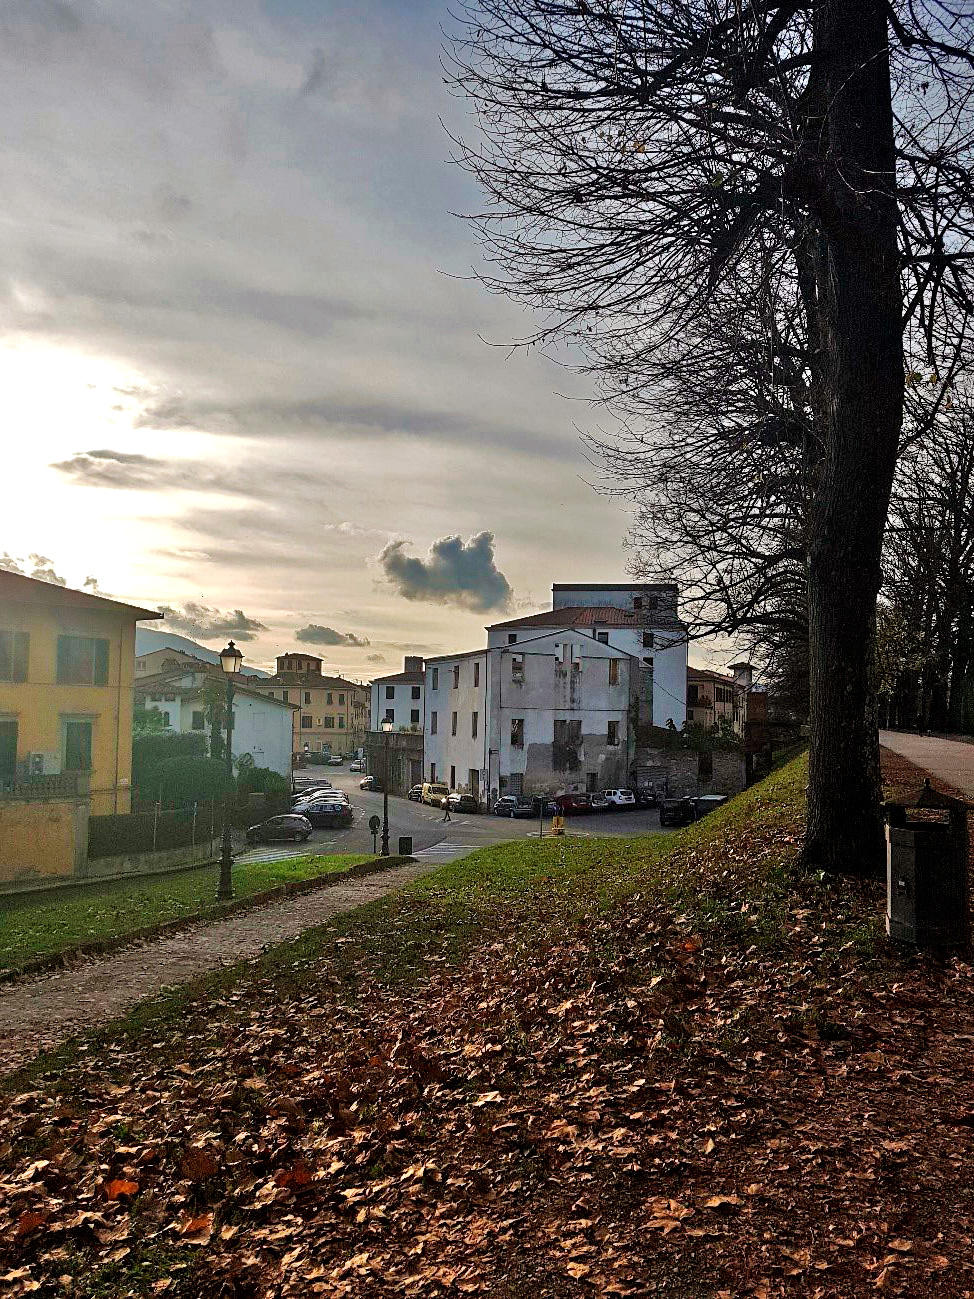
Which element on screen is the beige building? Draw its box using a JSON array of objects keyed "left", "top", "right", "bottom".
[
  {"left": 258, "top": 653, "right": 370, "bottom": 756},
  {"left": 686, "top": 663, "right": 753, "bottom": 736}
]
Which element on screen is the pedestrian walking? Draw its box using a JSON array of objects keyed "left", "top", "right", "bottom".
[{"left": 440, "top": 796, "right": 452, "bottom": 823}]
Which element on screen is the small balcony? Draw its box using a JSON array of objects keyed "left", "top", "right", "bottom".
[{"left": 0, "top": 772, "right": 89, "bottom": 801}]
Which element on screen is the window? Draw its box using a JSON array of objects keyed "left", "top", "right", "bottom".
[
  {"left": 596, "top": 631, "right": 609, "bottom": 644},
  {"left": 586, "top": 771, "right": 598, "bottom": 792},
  {"left": 646, "top": 595, "right": 658, "bottom": 611},
  {"left": 385, "top": 685, "right": 395, "bottom": 700},
  {"left": 687, "top": 684, "right": 699, "bottom": 706},
  {"left": 0, "top": 631, "right": 28, "bottom": 683},
  {"left": 633, "top": 597, "right": 642, "bottom": 610},
  {"left": 609, "top": 659, "right": 619, "bottom": 686},
  {"left": 472, "top": 710, "right": 478, "bottom": 738},
  {"left": 430, "top": 762, "right": 436, "bottom": 781},
  {"left": 508, "top": 772, "right": 523, "bottom": 798},
  {"left": 301, "top": 715, "right": 313, "bottom": 729},
  {"left": 191, "top": 710, "right": 205, "bottom": 731},
  {"left": 304, "top": 691, "right": 311, "bottom": 704},
  {"left": 411, "top": 709, "right": 420, "bottom": 725},
  {"left": 432, "top": 667, "right": 439, "bottom": 690},
  {"left": 607, "top": 720, "right": 620, "bottom": 746},
  {"left": 553, "top": 719, "right": 582, "bottom": 771},
  {"left": 510, "top": 717, "right": 524, "bottom": 748},
  {"left": 451, "top": 711, "right": 458, "bottom": 736},
  {"left": 508, "top": 633, "right": 518, "bottom": 644},
  {"left": 511, "top": 654, "right": 524, "bottom": 682},
  {"left": 0, "top": 719, "right": 17, "bottom": 785},
  {"left": 56, "top": 635, "right": 109, "bottom": 685},
  {"left": 382, "top": 710, "right": 393, "bottom": 725},
  {"left": 160, "top": 711, "right": 170, "bottom": 726},
  {"left": 338, "top": 716, "right": 345, "bottom": 728},
  {"left": 325, "top": 716, "right": 336, "bottom": 729},
  {"left": 452, "top": 664, "right": 460, "bottom": 689},
  {"left": 63, "top": 719, "right": 93, "bottom": 772},
  {"left": 430, "top": 710, "right": 438, "bottom": 735},
  {"left": 450, "top": 765, "right": 456, "bottom": 789},
  {"left": 163, "top": 693, "right": 176, "bottom": 702},
  {"left": 469, "top": 768, "right": 480, "bottom": 796},
  {"left": 411, "top": 685, "right": 421, "bottom": 699},
  {"left": 642, "top": 631, "right": 655, "bottom": 649},
  {"left": 339, "top": 694, "right": 345, "bottom": 705},
  {"left": 282, "top": 690, "right": 289, "bottom": 703},
  {"left": 149, "top": 693, "right": 163, "bottom": 702},
  {"left": 473, "top": 662, "right": 480, "bottom": 687},
  {"left": 327, "top": 692, "right": 334, "bottom": 705}
]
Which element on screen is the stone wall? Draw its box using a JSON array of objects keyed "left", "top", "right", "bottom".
[{"left": 364, "top": 730, "right": 424, "bottom": 795}]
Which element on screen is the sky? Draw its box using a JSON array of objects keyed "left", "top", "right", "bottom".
[{"left": 0, "top": 0, "right": 642, "bottom": 679}]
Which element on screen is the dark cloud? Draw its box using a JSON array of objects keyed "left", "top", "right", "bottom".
[
  {"left": 295, "top": 624, "right": 370, "bottom": 647},
  {"left": 366, "top": 653, "right": 385, "bottom": 663},
  {"left": 378, "top": 532, "right": 513, "bottom": 613},
  {"left": 158, "top": 602, "right": 267, "bottom": 642},
  {"left": 0, "top": 552, "right": 67, "bottom": 586}
]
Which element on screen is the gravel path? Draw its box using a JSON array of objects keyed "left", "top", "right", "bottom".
[{"left": 0, "top": 861, "right": 431, "bottom": 1077}]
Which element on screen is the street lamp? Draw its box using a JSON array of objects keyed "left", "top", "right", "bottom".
[
  {"left": 217, "top": 639, "right": 243, "bottom": 901},
  {"left": 380, "top": 718, "right": 393, "bottom": 856}
]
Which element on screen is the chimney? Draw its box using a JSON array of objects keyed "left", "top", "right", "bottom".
[
  {"left": 729, "top": 661, "right": 754, "bottom": 691},
  {"left": 403, "top": 655, "right": 423, "bottom": 673}
]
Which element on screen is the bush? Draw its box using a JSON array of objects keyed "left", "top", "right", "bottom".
[
  {"left": 156, "top": 756, "right": 234, "bottom": 807},
  {"left": 237, "top": 766, "right": 290, "bottom": 796},
  {"left": 88, "top": 804, "right": 218, "bottom": 859},
  {"left": 133, "top": 732, "right": 207, "bottom": 799}
]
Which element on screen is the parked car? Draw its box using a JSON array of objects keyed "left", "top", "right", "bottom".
[
  {"left": 298, "top": 799, "right": 353, "bottom": 828},
  {"left": 531, "top": 795, "right": 559, "bottom": 816},
  {"left": 659, "top": 796, "right": 696, "bottom": 827},
  {"left": 554, "top": 792, "right": 591, "bottom": 815},
  {"left": 349, "top": 759, "right": 364, "bottom": 772},
  {"left": 291, "top": 786, "right": 331, "bottom": 805},
  {"left": 421, "top": 781, "right": 451, "bottom": 806},
  {"left": 634, "top": 785, "right": 662, "bottom": 808},
  {"left": 493, "top": 795, "right": 535, "bottom": 818},
  {"left": 360, "top": 775, "right": 382, "bottom": 791},
  {"left": 246, "top": 813, "right": 312, "bottom": 844},
  {"left": 603, "top": 788, "right": 637, "bottom": 809},
  {"left": 328, "top": 754, "right": 344, "bottom": 766},
  {"left": 407, "top": 785, "right": 424, "bottom": 802},
  {"left": 293, "top": 791, "right": 349, "bottom": 811},
  {"left": 693, "top": 794, "right": 729, "bottom": 820},
  {"left": 448, "top": 792, "right": 480, "bottom": 813},
  {"left": 588, "top": 791, "right": 610, "bottom": 813}
]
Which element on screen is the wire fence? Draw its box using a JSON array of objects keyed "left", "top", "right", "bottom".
[{"left": 88, "top": 792, "right": 291, "bottom": 859}]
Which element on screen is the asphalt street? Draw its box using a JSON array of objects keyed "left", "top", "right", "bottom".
[{"left": 238, "top": 763, "right": 674, "bottom": 865}]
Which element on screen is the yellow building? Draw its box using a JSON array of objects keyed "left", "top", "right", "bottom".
[
  {"left": 259, "top": 652, "right": 370, "bottom": 757},
  {"left": 0, "top": 571, "right": 161, "bottom": 814}
]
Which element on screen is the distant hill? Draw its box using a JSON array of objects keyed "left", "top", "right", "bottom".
[{"left": 135, "top": 627, "right": 270, "bottom": 677}]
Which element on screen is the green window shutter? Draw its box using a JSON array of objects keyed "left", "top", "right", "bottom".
[
  {"left": 13, "top": 631, "right": 28, "bottom": 682},
  {"left": 94, "top": 639, "right": 110, "bottom": 685},
  {"left": 64, "top": 720, "right": 92, "bottom": 771},
  {"left": 56, "top": 635, "right": 71, "bottom": 683}
]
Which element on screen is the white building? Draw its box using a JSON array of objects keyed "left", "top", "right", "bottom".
[
  {"left": 423, "top": 630, "right": 636, "bottom": 804},
  {"left": 134, "top": 669, "right": 297, "bottom": 778},
  {"left": 369, "top": 656, "right": 425, "bottom": 732}
]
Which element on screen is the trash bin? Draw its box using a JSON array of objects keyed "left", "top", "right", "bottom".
[
  {"left": 886, "top": 797, "right": 969, "bottom": 946},
  {"left": 398, "top": 836, "right": 413, "bottom": 856}
]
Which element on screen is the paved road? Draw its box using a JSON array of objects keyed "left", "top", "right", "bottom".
[
  {"left": 237, "top": 765, "right": 675, "bottom": 867},
  {"left": 880, "top": 730, "right": 974, "bottom": 799}
]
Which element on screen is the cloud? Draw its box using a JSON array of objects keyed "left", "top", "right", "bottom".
[
  {"left": 158, "top": 602, "right": 267, "bottom": 642},
  {"left": 294, "top": 624, "right": 370, "bottom": 647},
  {"left": 366, "top": 653, "right": 385, "bottom": 663},
  {"left": 378, "top": 532, "right": 513, "bottom": 613},
  {"left": 0, "top": 552, "right": 67, "bottom": 586}
]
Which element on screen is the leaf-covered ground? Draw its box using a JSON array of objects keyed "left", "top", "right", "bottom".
[{"left": 3, "top": 756, "right": 974, "bottom": 1298}]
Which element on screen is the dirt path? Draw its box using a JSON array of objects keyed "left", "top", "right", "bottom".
[{"left": 0, "top": 860, "right": 430, "bottom": 1077}]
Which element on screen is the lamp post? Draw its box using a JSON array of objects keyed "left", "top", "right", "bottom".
[
  {"left": 217, "top": 639, "right": 243, "bottom": 901},
  {"left": 380, "top": 718, "right": 393, "bottom": 856}
]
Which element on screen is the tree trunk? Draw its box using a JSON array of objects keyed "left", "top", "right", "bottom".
[{"left": 804, "top": 0, "right": 904, "bottom": 875}]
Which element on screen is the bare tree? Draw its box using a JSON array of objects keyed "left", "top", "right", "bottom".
[{"left": 449, "top": 0, "right": 974, "bottom": 873}]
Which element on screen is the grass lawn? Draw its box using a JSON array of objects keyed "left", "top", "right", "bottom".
[
  {"left": 5, "top": 754, "right": 972, "bottom": 1297},
  {"left": 0, "top": 853, "right": 367, "bottom": 972}
]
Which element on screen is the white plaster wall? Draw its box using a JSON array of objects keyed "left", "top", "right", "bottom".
[
  {"left": 371, "top": 681, "right": 424, "bottom": 731},
  {"left": 423, "top": 655, "right": 488, "bottom": 792}
]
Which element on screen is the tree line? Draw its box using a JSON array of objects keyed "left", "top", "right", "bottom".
[{"left": 447, "top": 0, "right": 974, "bottom": 874}]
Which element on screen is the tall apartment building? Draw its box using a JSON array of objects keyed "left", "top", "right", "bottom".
[{"left": 258, "top": 652, "right": 369, "bottom": 756}]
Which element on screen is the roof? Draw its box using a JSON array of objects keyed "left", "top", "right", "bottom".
[
  {"left": 134, "top": 669, "right": 298, "bottom": 709},
  {"left": 551, "top": 582, "right": 677, "bottom": 592},
  {"left": 370, "top": 670, "right": 425, "bottom": 686},
  {"left": 487, "top": 606, "right": 680, "bottom": 631},
  {"left": 425, "top": 647, "right": 489, "bottom": 665},
  {"left": 688, "top": 666, "right": 740, "bottom": 687},
  {"left": 261, "top": 671, "right": 367, "bottom": 691},
  {"left": 0, "top": 569, "right": 161, "bottom": 621}
]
